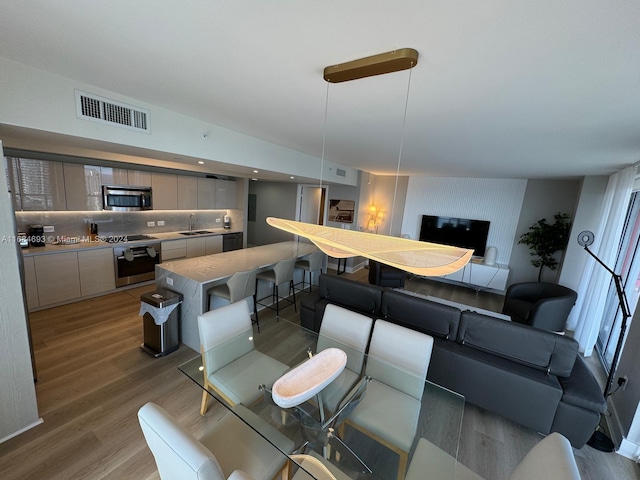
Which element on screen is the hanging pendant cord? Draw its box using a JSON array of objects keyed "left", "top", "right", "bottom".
[
  {"left": 389, "top": 66, "right": 414, "bottom": 236},
  {"left": 317, "top": 81, "right": 330, "bottom": 223}
]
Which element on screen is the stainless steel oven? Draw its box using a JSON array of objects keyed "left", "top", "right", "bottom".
[{"left": 113, "top": 243, "right": 161, "bottom": 287}]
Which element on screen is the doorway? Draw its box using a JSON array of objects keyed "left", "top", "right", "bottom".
[{"left": 297, "top": 185, "right": 327, "bottom": 225}]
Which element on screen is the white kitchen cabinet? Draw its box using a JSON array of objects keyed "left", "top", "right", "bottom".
[
  {"left": 78, "top": 248, "right": 115, "bottom": 296},
  {"left": 13, "top": 158, "right": 67, "bottom": 211},
  {"left": 214, "top": 179, "right": 237, "bottom": 209},
  {"left": 63, "top": 163, "right": 103, "bottom": 211},
  {"left": 197, "top": 177, "right": 216, "bottom": 209},
  {"left": 177, "top": 175, "right": 198, "bottom": 210},
  {"left": 33, "top": 252, "right": 81, "bottom": 305},
  {"left": 151, "top": 172, "right": 178, "bottom": 210},
  {"left": 127, "top": 169, "right": 152, "bottom": 187},
  {"left": 22, "top": 255, "right": 39, "bottom": 310},
  {"left": 186, "top": 237, "right": 206, "bottom": 258},
  {"left": 161, "top": 239, "right": 187, "bottom": 260},
  {"left": 100, "top": 166, "right": 130, "bottom": 186},
  {"left": 205, "top": 235, "right": 223, "bottom": 255},
  {"left": 438, "top": 261, "right": 510, "bottom": 292}
]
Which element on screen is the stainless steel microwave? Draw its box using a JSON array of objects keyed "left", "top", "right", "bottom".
[{"left": 102, "top": 185, "right": 152, "bottom": 211}]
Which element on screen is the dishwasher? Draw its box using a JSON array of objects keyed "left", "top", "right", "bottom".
[{"left": 222, "top": 232, "right": 243, "bottom": 252}]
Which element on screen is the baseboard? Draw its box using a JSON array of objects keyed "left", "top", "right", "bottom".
[
  {"left": 608, "top": 392, "right": 640, "bottom": 461},
  {"left": 0, "top": 417, "right": 43, "bottom": 444}
]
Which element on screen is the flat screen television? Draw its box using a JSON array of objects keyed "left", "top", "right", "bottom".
[{"left": 419, "top": 215, "right": 490, "bottom": 257}]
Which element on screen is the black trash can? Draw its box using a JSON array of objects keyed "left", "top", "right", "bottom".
[{"left": 139, "top": 289, "right": 182, "bottom": 357}]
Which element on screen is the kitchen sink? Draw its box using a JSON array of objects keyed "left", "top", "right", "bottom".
[{"left": 179, "top": 230, "right": 212, "bottom": 236}]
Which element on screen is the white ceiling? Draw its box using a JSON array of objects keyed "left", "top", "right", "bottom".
[{"left": 1, "top": 0, "right": 639, "bottom": 179}]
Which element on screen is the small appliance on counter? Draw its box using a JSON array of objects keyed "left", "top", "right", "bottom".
[
  {"left": 28, "top": 224, "right": 45, "bottom": 247},
  {"left": 223, "top": 215, "right": 231, "bottom": 229},
  {"left": 17, "top": 232, "right": 29, "bottom": 248}
]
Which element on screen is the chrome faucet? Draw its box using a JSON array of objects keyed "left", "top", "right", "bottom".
[{"left": 189, "top": 212, "right": 198, "bottom": 232}]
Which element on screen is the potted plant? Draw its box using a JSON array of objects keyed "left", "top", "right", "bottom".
[{"left": 519, "top": 212, "right": 572, "bottom": 281}]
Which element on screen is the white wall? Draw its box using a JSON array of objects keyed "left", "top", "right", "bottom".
[
  {"left": 0, "top": 57, "right": 358, "bottom": 187},
  {"left": 0, "top": 143, "right": 41, "bottom": 443},
  {"left": 401, "top": 177, "right": 527, "bottom": 265},
  {"left": 247, "top": 182, "right": 298, "bottom": 246},
  {"left": 510, "top": 179, "right": 581, "bottom": 284},
  {"left": 559, "top": 176, "right": 610, "bottom": 292}
]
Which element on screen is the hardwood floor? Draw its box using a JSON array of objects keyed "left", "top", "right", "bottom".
[{"left": 0, "top": 269, "right": 638, "bottom": 479}]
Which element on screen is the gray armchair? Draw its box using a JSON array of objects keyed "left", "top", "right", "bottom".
[
  {"left": 368, "top": 259, "right": 406, "bottom": 288},
  {"left": 502, "top": 282, "right": 578, "bottom": 332}
]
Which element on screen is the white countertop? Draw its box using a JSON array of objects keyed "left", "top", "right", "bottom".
[
  {"left": 20, "top": 228, "right": 243, "bottom": 256},
  {"left": 156, "top": 241, "right": 318, "bottom": 284}
]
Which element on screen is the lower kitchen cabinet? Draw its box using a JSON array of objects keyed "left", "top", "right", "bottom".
[
  {"left": 78, "top": 248, "right": 115, "bottom": 296},
  {"left": 33, "top": 252, "right": 81, "bottom": 306},
  {"left": 205, "top": 235, "right": 223, "bottom": 255},
  {"left": 22, "top": 256, "right": 39, "bottom": 310},
  {"left": 161, "top": 239, "right": 187, "bottom": 260},
  {"left": 186, "top": 237, "right": 206, "bottom": 258}
]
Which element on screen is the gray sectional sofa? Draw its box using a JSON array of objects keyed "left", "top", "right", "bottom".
[{"left": 300, "top": 274, "right": 607, "bottom": 448}]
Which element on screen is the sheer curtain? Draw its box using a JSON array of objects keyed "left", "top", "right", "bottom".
[{"left": 567, "top": 166, "right": 636, "bottom": 356}]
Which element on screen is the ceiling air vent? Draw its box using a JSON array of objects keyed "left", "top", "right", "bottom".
[
  {"left": 75, "top": 90, "right": 150, "bottom": 133},
  {"left": 336, "top": 168, "right": 347, "bottom": 177}
]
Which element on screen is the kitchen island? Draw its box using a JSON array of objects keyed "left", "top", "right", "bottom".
[{"left": 155, "top": 241, "right": 319, "bottom": 351}]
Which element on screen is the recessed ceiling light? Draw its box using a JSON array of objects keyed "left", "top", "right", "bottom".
[
  {"left": 197, "top": 161, "right": 204, "bottom": 165},
  {"left": 253, "top": 170, "right": 259, "bottom": 174},
  {"left": 290, "top": 176, "right": 295, "bottom": 179},
  {"left": 251, "top": 178, "right": 258, "bottom": 181}
]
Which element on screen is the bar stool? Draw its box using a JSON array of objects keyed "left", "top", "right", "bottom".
[
  {"left": 207, "top": 267, "right": 260, "bottom": 331},
  {"left": 256, "top": 257, "right": 297, "bottom": 317},
  {"left": 295, "top": 251, "right": 325, "bottom": 292}
]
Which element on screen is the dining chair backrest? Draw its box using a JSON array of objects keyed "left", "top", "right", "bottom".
[
  {"left": 138, "top": 402, "right": 226, "bottom": 480},
  {"left": 365, "top": 319, "right": 434, "bottom": 401},
  {"left": 272, "top": 257, "right": 297, "bottom": 284},
  {"left": 225, "top": 268, "right": 259, "bottom": 303},
  {"left": 198, "top": 301, "right": 254, "bottom": 372},
  {"left": 318, "top": 304, "right": 372, "bottom": 373}
]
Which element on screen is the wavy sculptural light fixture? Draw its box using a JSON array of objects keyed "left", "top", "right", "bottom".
[
  {"left": 267, "top": 217, "right": 472, "bottom": 276},
  {"left": 268, "top": 48, "right": 473, "bottom": 276}
]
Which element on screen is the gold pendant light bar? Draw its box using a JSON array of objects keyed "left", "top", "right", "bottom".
[{"left": 323, "top": 48, "right": 419, "bottom": 83}]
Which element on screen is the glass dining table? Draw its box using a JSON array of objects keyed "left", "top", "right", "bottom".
[{"left": 178, "top": 314, "right": 464, "bottom": 480}]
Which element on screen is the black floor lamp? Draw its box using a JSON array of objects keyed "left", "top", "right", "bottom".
[{"left": 577, "top": 231, "right": 632, "bottom": 452}]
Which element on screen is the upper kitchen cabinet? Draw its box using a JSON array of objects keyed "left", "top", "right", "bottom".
[
  {"left": 101, "top": 166, "right": 151, "bottom": 187},
  {"left": 63, "top": 163, "right": 102, "bottom": 211},
  {"left": 177, "top": 175, "right": 198, "bottom": 210},
  {"left": 127, "top": 169, "right": 152, "bottom": 187},
  {"left": 151, "top": 172, "right": 178, "bottom": 210},
  {"left": 10, "top": 158, "right": 66, "bottom": 211},
  {"left": 100, "top": 166, "right": 129, "bottom": 186},
  {"left": 215, "top": 179, "right": 237, "bottom": 209},
  {"left": 197, "top": 177, "right": 216, "bottom": 209}
]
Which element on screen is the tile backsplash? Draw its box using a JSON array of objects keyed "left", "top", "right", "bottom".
[{"left": 15, "top": 209, "right": 243, "bottom": 239}]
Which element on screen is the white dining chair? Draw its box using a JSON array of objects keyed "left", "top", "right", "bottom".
[
  {"left": 208, "top": 267, "right": 260, "bottom": 330},
  {"left": 405, "top": 433, "right": 580, "bottom": 480},
  {"left": 316, "top": 304, "right": 373, "bottom": 413},
  {"left": 198, "top": 301, "right": 288, "bottom": 414},
  {"left": 138, "top": 402, "right": 294, "bottom": 480},
  {"left": 341, "top": 319, "right": 434, "bottom": 480}
]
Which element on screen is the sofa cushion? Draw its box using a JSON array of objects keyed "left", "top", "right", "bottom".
[
  {"left": 447, "top": 343, "right": 563, "bottom": 433},
  {"left": 318, "top": 274, "right": 383, "bottom": 315},
  {"left": 557, "top": 355, "right": 607, "bottom": 413},
  {"left": 380, "top": 290, "right": 461, "bottom": 340},
  {"left": 458, "top": 311, "right": 578, "bottom": 377}
]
